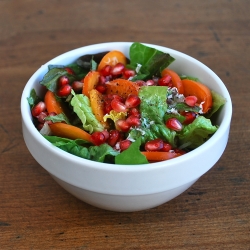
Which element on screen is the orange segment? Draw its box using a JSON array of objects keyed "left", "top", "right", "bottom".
[
  {"left": 82, "top": 71, "right": 100, "bottom": 97},
  {"left": 97, "top": 50, "right": 127, "bottom": 71},
  {"left": 105, "top": 79, "right": 140, "bottom": 99},
  {"left": 161, "top": 68, "right": 184, "bottom": 94},
  {"left": 181, "top": 79, "right": 212, "bottom": 113},
  {"left": 141, "top": 151, "right": 181, "bottom": 162},
  {"left": 44, "top": 90, "right": 65, "bottom": 114},
  {"left": 49, "top": 123, "right": 91, "bottom": 142}
]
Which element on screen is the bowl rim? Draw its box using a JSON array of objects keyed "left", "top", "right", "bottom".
[{"left": 21, "top": 42, "right": 232, "bottom": 174}]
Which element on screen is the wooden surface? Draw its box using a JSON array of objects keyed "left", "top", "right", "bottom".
[{"left": 1, "top": 0, "right": 249, "bottom": 249}]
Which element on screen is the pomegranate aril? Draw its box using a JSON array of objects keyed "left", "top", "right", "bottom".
[
  {"left": 58, "top": 75, "right": 69, "bottom": 87},
  {"left": 119, "top": 139, "right": 132, "bottom": 152},
  {"left": 57, "top": 84, "right": 72, "bottom": 97},
  {"left": 31, "top": 101, "right": 46, "bottom": 117},
  {"left": 125, "top": 94, "right": 141, "bottom": 108},
  {"left": 158, "top": 75, "right": 172, "bottom": 87},
  {"left": 95, "top": 84, "right": 107, "bottom": 94},
  {"left": 116, "top": 119, "right": 131, "bottom": 132},
  {"left": 128, "top": 107, "right": 140, "bottom": 118},
  {"left": 166, "top": 118, "right": 183, "bottom": 131},
  {"left": 107, "top": 130, "right": 121, "bottom": 147},
  {"left": 100, "top": 65, "right": 112, "bottom": 77},
  {"left": 65, "top": 67, "right": 75, "bottom": 75},
  {"left": 145, "top": 139, "right": 164, "bottom": 151},
  {"left": 111, "top": 99, "right": 127, "bottom": 112},
  {"left": 183, "top": 111, "right": 196, "bottom": 125},
  {"left": 37, "top": 111, "right": 48, "bottom": 124},
  {"left": 135, "top": 80, "right": 146, "bottom": 86},
  {"left": 110, "top": 63, "right": 125, "bottom": 76},
  {"left": 71, "top": 81, "right": 83, "bottom": 93},
  {"left": 123, "top": 68, "right": 136, "bottom": 79},
  {"left": 185, "top": 96, "right": 198, "bottom": 107},
  {"left": 99, "top": 75, "right": 107, "bottom": 84},
  {"left": 90, "top": 131, "right": 106, "bottom": 146},
  {"left": 126, "top": 115, "right": 141, "bottom": 127},
  {"left": 145, "top": 79, "right": 155, "bottom": 86},
  {"left": 161, "top": 142, "right": 172, "bottom": 152}
]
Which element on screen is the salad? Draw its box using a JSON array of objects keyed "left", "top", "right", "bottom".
[{"left": 28, "top": 42, "right": 226, "bottom": 164}]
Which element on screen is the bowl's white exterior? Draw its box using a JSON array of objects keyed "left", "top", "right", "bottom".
[{"left": 21, "top": 42, "right": 232, "bottom": 212}]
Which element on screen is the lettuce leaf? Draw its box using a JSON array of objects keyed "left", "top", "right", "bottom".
[
  {"left": 115, "top": 137, "right": 148, "bottom": 165},
  {"left": 178, "top": 116, "right": 218, "bottom": 149},
  {"left": 128, "top": 42, "right": 175, "bottom": 80},
  {"left": 139, "top": 86, "right": 168, "bottom": 124},
  {"left": 44, "top": 136, "right": 118, "bottom": 162},
  {"left": 70, "top": 91, "right": 104, "bottom": 133}
]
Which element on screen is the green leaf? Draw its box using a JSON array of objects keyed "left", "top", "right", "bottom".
[
  {"left": 45, "top": 113, "right": 70, "bottom": 124},
  {"left": 115, "top": 138, "right": 148, "bottom": 165},
  {"left": 89, "top": 144, "right": 119, "bottom": 162},
  {"left": 178, "top": 116, "right": 218, "bottom": 149},
  {"left": 129, "top": 42, "right": 175, "bottom": 79},
  {"left": 27, "top": 89, "right": 41, "bottom": 108},
  {"left": 205, "top": 90, "right": 226, "bottom": 118},
  {"left": 139, "top": 86, "right": 168, "bottom": 124},
  {"left": 70, "top": 91, "right": 104, "bottom": 133}
]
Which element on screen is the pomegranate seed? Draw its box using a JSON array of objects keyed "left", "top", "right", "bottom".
[
  {"left": 57, "top": 84, "right": 72, "bottom": 97},
  {"left": 119, "top": 139, "right": 132, "bottom": 151},
  {"left": 145, "top": 79, "right": 155, "bottom": 86},
  {"left": 99, "top": 75, "right": 107, "bottom": 84},
  {"left": 161, "top": 142, "right": 172, "bottom": 152},
  {"left": 101, "top": 130, "right": 109, "bottom": 140},
  {"left": 126, "top": 115, "right": 141, "bottom": 127},
  {"left": 104, "top": 103, "right": 113, "bottom": 114},
  {"left": 58, "top": 75, "right": 69, "bottom": 87},
  {"left": 116, "top": 119, "right": 131, "bottom": 132},
  {"left": 37, "top": 111, "right": 48, "bottom": 124},
  {"left": 111, "top": 99, "right": 127, "bottom": 112},
  {"left": 135, "top": 80, "right": 146, "bottom": 86},
  {"left": 112, "top": 94, "right": 124, "bottom": 103},
  {"left": 185, "top": 96, "right": 198, "bottom": 107},
  {"left": 107, "top": 130, "right": 121, "bottom": 147},
  {"left": 31, "top": 101, "right": 46, "bottom": 117},
  {"left": 183, "top": 112, "right": 196, "bottom": 125},
  {"left": 100, "top": 65, "right": 112, "bottom": 76},
  {"left": 145, "top": 139, "right": 164, "bottom": 151},
  {"left": 174, "top": 148, "right": 186, "bottom": 155},
  {"left": 158, "top": 75, "right": 172, "bottom": 87},
  {"left": 95, "top": 84, "right": 107, "bottom": 94},
  {"left": 128, "top": 108, "right": 140, "bottom": 118},
  {"left": 90, "top": 131, "right": 106, "bottom": 146},
  {"left": 71, "top": 81, "right": 83, "bottom": 93},
  {"left": 125, "top": 94, "right": 141, "bottom": 108},
  {"left": 166, "top": 118, "right": 183, "bottom": 131},
  {"left": 123, "top": 69, "right": 136, "bottom": 79},
  {"left": 110, "top": 63, "right": 125, "bottom": 76},
  {"left": 65, "top": 67, "right": 75, "bottom": 74}
]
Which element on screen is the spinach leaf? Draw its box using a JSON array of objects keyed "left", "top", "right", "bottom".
[{"left": 27, "top": 89, "right": 41, "bottom": 108}]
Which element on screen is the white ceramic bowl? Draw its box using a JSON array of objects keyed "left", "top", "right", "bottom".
[{"left": 21, "top": 42, "right": 232, "bottom": 212}]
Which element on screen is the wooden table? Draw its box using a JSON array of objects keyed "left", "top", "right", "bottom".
[{"left": 1, "top": 1, "right": 249, "bottom": 249}]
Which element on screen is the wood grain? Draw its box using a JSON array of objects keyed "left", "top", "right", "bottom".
[{"left": 1, "top": 0, "right": 249, "bottom": 249}]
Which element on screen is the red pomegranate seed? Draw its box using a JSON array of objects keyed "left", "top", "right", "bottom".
[
  {"left": 145, "top": 79, "right": 155, "bottom": 86},
  {"left": 107, "top": 130, "right": 121, "bottom": 147},
  {"left": 161, "top": 142, "right": 172, "bottom": 152},
  {"left": 185, "top": 96, "right": 198, "bottom": 107},
  {"left": 166, "top": 118, "right": 183, "bottom": 131},
  {"left": 183, "top": 111, "right": 196, "bottom": 125},
  {"left": 112, "top": 94, "right": 124, "bottom": 103},
  {"left": 158, "top": 75, "right": 172, "bottom": 87},
  {"left": 111, "top": 99, "right": 127, "bottom": 112},
  {"left": 174, "top": 148, "right": 186, "bottom": 155},
  {"left": 126, "top": 115, "right": 141, "bottom": 127},
  {"left": 90, "top": 131, "right": 106, "bottom": 146},
  {"left": 31, "top": 101, "right": 46, "bottom": 117},
  {"left": 95, "top": 84, "right": 107, "bottom": 94},
  {"left": 123, "top": 69, "right": 136, "bottom": 79},
  {"left": 57, "top": 84, "right": 72, "bottom": 97},
  {"left": 128, "top": 108, "right": 140, "bottom": 118},
  {"left": 119, "top": 139, "right": 132, "bottom": 151},
  {"left": 100, "top": 65, "right": 112, "bottom": 76},
  {"left": 71, "top": 81, "right": 83, "bottom": 93},
  {"left": 99, "top": 75, "right": 107, "bottom": 84},
  {"left": 65, "top": 67, "right": 75, "bottom": 75},
  {"left": 110, "top": 63, "right": 125, "bottom": 76},
  {"left": 135, "top": 80, "right": 146, "bottom": 86},
  {"left": 125, "top": 94, "right": 141, "bottom": 108},
  {"left": 104, "top": 103, "right": 113, "bottom": 114},
  {"left": 116, "top": 119, "right": 131, "bottom": 132},
  {"left": 37, "top": 111, "right": 48, "bottom": 124},
  {"left": 145, "top": 139, "right": 164, "bottom": 151},
  {"left": 58, "top": 75, "right": 69, "bottom": 87}
]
